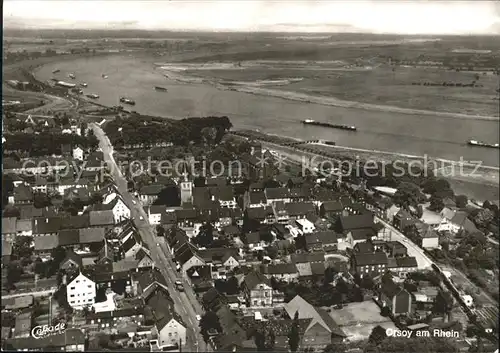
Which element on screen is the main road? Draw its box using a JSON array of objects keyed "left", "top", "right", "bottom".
[{"left": 91, "top": 123, "right": 207, "bottom": 352}]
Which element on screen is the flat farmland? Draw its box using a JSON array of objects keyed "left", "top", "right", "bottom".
[{"left": 186, "top": 65, "right": 499, "bottom": 117}]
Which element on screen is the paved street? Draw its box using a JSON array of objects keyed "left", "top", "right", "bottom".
[
  {"left": 91, "top": 124, "right": 206, "bottom": 352},
  {"left": 375, "top": 216, "right": 434, "bottom": 270}
]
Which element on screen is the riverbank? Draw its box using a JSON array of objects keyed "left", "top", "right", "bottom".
[
  {"left": 231, "top": 130, "right": 499, "bottom": 202},
  {"left": 159, "top": 66, "right": 499, "bottom": 122},
  {"left": 25, "top": 53, "right": 499, "bottom": 201}
]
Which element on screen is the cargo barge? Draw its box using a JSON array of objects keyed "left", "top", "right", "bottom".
[
  {"left": 86, "top": 94, "right": 99, "bottom": 99},
  {"left": 302, "top": 119, "right": 357, "bottom": 131},
  {"left": 467, "top": 139, "right": 499, "bottom": 149},
  {"left": 154, "top": 86, "right": 168, "bottom": 92},
  {"left": 120, "top": 97, "right": 136, "bottom": 105}
]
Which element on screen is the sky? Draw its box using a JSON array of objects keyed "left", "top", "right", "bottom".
[{"left": 3, "top": 0, "right": 500, "bottom": 35}]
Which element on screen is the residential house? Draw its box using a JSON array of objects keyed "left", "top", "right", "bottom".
[
  {"left": 284, "top": 295, "right": 346, "bottom": 349},
  {"left": 305, "top": 231, "right": 338, "bottom": 252},
  {"left": 92, "top": 196, "right": 130, "bottom": 224},
  {"left": 79, "top": 227, "right": 106, "bottom": 247},
  {"left": 413, "top": 221, "right": 439, "bottom": 249},
  {"left": 289, "top": 188, "right": 311, "bottom": 202},
  {"left": 245, "top": 206, "right": 275, "bottom": 226},
  {"left": 66, "top": 272, "right": 96, "bottom": 310},
  {"left": 350, "top": 252, "right": 388, "bottom": 278},
  {"left": 34, "top": 235, "right": 59, "bottom": 256},
  {"left": 261, "top": 263, "right": 299, "bottom": 282},
  {"left": 285, "top": 202, "right": 316, "bottom": 220},
  {"left": 60, "top": 249, "right": 83, "bottom": 270},
  {"left": 319, "top": 200, "right": 346, "bottom": 219},
  {"left": 175, "top": 243, "right": 205, "bottom": 275},
  {"left": 201, "top": 287, "right": 228, "bottom": 312},
  {"left": 272, "top": 201, "right": 290, "bottom": 224},
  {"left": 296, "top": 218, "right": 316, "bottom": 234},
  {"left": 265, "top": 188, "right": 291, "bottom": 205},
  {"left": 378, "top": 277, "right": 412, "bottom": 316},
  {"left": 146, "top": 289, "right": 187, "bottom": 349},
  {"left": 292, "top": 252, "right": 326, "bottom": 278},
  {"left": 144, "top": 205, "right": 166, "bottom": 225},
  {"left": 84, "top": 151, "right": 105, "bottom": 171},
  {"left": 244, "top": 191, "right": 267, "bottom": 209},
  {"left": 385, "top": 241, "right": 408, "bottom": 258},
  {"left": 175, "top": 208, "right": 198, "bottom": 237},
  {"left": 139, "top": 184, "right": 165, "bottom": 205},
  {"left": 346, "top": 229, "right": 376, "bottom": 247},
  {"left": 86, "top": 306, "right": 145, "bottom": 328},
  {"left": 199, "top": 248, "right": 241, "bottom": 280},
  {"left": 393, "top": 209, "right": 416, "bottom": 231},
  {"left": 213, "top": 186, "right": 237, "bottom": 209},
  {"left": 88, "top": 210, "right": 115, "bottom": 228},
  {"left": 244, "top": 231, "right": 268, "bottom": 251},
  {"left": 338, "top": 213, "right": 375, "bottom": 234},
  {"left": 10, "top": 184, "right": 33, "bottom": 205},
  {"left": 32, "top": 217, "right": 63, "bottom": 236},
  {"left": 73, "top": 146, "right": 85, "bottom": 161},
  {"left": 14, "top": 312, "right": 33, "bottom": 338},
  {"left": 242, "top": 271, "right": 273, "bottom": 308},
  {"left": 413, "top": 287, "right": 439, "bottom": 311},
  {"left": 436, "top": 208, "right": 478, "bottom": 235},
  {"left": 394, "top": 257, "right": 418, "bottom": 276}
]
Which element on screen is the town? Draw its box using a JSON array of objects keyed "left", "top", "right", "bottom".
[{"left": 1, "top": 107, "right": 499, "bottom": 352}]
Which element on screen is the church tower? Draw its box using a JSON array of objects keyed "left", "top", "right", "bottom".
[{"left": 179, "top": 161, "right": 193, "bottom": 205}]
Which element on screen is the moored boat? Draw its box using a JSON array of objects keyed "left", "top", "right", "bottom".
[
  {"left": 467, "top": 139, "right": 499, "bottom": 149},
  {"left": 302, "top": 119, "right": 357, "bottom": 131},
  {"left": 119, "top": 97, "right": 136, "bottom": 105},
  {"left": 86, "top": 94, "right": 99, "bottom": 99},
  {"left": 154, "top": 86, "right": 168, "bottom": 92}
]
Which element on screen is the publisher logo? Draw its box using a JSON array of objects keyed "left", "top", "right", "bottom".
[{"left": 31, "top": 323, "right": 66, "bottom": 339}]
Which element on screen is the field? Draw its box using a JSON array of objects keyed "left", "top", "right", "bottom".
[
  {"left": 184, "top": 64, "right": 499, "bottom": 117},
  {"left": 328, "top": 301, "right": 397, "bottom": 342}
]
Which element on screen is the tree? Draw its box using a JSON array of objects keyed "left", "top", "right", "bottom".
[
  {"left": 225, "top": 276, "right": 240, "bottom": 295},
  {"left": 13, "top": 236, "right": 33, "bottom": 260},
  {"left": 156, "top": 225, "right": 165, "bottom": 237},
  {"left": 153, "top": 186, "right": 181, "bottom": 207},
  {"left": 199, "top": 311, "right": 222, "bottom": 343},
  {"left": 254, "top": 330, "right": 266, "bottom": 351},
  {"left": 368, "top": 325, "right": 388, "bottom": 346},
  {"left": 193, "top": 176, "right": 206, "bottom": 187},
  {"left": 267, "top": 328, "right": 276, "bottom": 351},
  {"left": 360, "top": 276, "right": 375, "bottom": 290},
  {"left": 288, "top": 311, "right": 300, "bottom": 353},
  {"left": 266, "top": 245, "right": 278, "bottom": 259},
  {"left": 429, "top": 195, "right": 445, "bottom": 212},
  {"left": 201, "top": 127, "right": 217, "bottom": 146},
  {"left": 33, "top": 192, "right": 51, "bottom": 208},
  {"left": 394, "top": 182, "right": 423, "bottom": 207},
  {"left": 433, "top": 290, "right": 453, "bottom": 315},
  {"left": 455, "top": 195, "right": 468, "bottom": 208},
  {"left": 473, "top": 208, "right": 494, "bottom": 229},
  {"left": 380, "top": 306, "right": 391, "bottom": 317},
  {"left": 193, "top": 222, "right": 214, "bottom": 248},
  {"left": 6, "top": 263, "right": 23, "bottom": 287}
]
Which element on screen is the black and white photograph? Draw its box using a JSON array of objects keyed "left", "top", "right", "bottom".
[{"left": 1, "top": 1, "right": 499, "bottom": 352}]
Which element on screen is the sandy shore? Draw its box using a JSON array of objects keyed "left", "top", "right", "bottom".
[{"left": 158, "top": 66, "right": 500, "bottom": 121}]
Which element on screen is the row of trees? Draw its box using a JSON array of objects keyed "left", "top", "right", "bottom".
[{"left": 105, "top": 116, "right": 233, "bottom": 148}]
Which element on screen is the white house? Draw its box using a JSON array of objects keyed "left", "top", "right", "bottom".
[
  {"left": 153, "top": 313, "right": 187, "bottom": 349},
  {"left": 100, "top": 195, "right": 130, "bottom": 223},
  {"left": 435, "top": 208, "right": 478, "bottom": 235},
  {"left": 295, "top": 219, "right": 316, "bottom": 234},
  {"left": 73, "top": 146, "right": 84, "bottom": 161},
  {"left": 144, "top": 205, "right": 166, "bottom": 225},
  {"left": 67, "top": 272, "right": 96, "bottom": 310}
]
